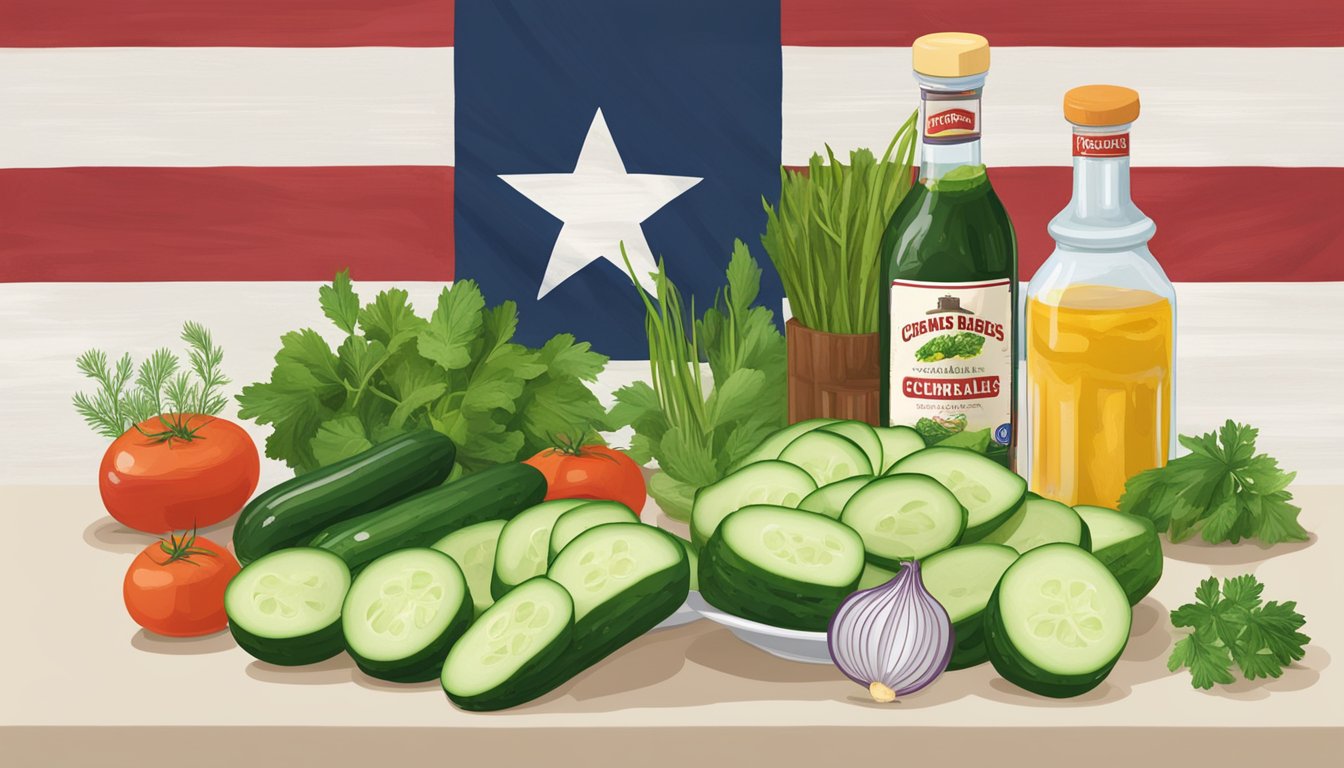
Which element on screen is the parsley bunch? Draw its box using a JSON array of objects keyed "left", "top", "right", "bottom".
[
  {"left": 1119, "top": 421, "right": 1306, "bottom": 545},
  {"left": 610, "top": 240, "right": 787, "bottom": 520},
  {"left": 237, "top": 272, "right": 609, "bottom": 475},
  {"left": 1169, "top": 574, "right": 1309, "bottom": 689}
]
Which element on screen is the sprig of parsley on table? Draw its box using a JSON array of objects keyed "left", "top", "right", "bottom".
[
  {"left": 1168, "top": 574, "right": 1309, "bottom": 689},
  {"left": 1118, "top": 420, "right": 1307, "bottom": 545},
  {"left": 237, "top": 271, "right": 610, "bottom": 475}
]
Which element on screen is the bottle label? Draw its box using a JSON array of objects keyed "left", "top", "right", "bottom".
[
  {"left": 1073, "top": 132, "right": 1130, "bottom": 157},
  {"left": 887, "top": 279, "right": 1014, "bottom": 445},
  {"left": 923, "top": 95, "right": 980, "bottom": 144}
]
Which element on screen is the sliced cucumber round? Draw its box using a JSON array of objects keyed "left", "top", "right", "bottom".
[
  {"left": 432, "top": 519, "right": 506, "bottom": 617},
  {"left": 984, "top": 543, "right": 1130, "bottom": 698},
  {"left": 980, "top": 495, "right": 1090, "bottom": 554},
  {"left": 491, "top": 499, "right": 590, "bottom": 599},
  {"left": 226, "top": 548, "right": 351, "bottom": 666},
  {"left": 857, "top": 562, "right": 899, "bottom": 590},
  {"left": 728, "top": 418, "right": 839, "bottom": 472},
  {"left": 690, "top": 460, "right": 816, "bottom": 548},
  {"left": 921, "top": 543, "right": 1018, "bottom": 669},
  {"left": 798, "top": 475, "right": 873, "bottom": 519},
  {"left": 441, "top": 577, "right": 574, "bottom": 711},
  {"left": 548, "top": 523, "right": 690, "bottom": 668},
  {"left": 548, "top": 501, "right": 639, "bottom": 562},
  {"left": 1073, "top": 505, "right": 1163, "bottom": 606},
  {"left": 840, "top": 474, "right": 966, "bottom": 567},
  {"left": 889, "top": 447, "right": 1027, "bottom": 541},
  {"left": 779, "top": 430, "right": 873, "bottom": 486},
  {"left": 342, "top": 548, "right": 472, "bottom": 682},
  {"left": 699, "top": 505, "right": 864, "bottom": 631},
  {"left": 873, "top": 425, "right": 925, "bottom": 472},
  {"left": 818, "top": 421, "right": 884, "bottom": 476}
]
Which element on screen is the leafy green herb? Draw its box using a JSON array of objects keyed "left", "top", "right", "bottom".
[
  {"left": 1119, "top": 421, "right": 1306, "bottom": 545},
  {"left": 760, "top": 115, "right": 918, "bottom": 334},
  {"left": 610, "top": 240, "right": 787, "bottom": 520},
  {"left": 73, "top": 322, "right": 229, "bottom": 440},
  {"left": 914, "top": 414, "right": 967, "bottom": 444},
  {"left": 915, "top": 331, "right": 985, "bottom": 362},
  {"left": 1168, "top": 574, "right": 1309, "bottom": 689},
  {"left": 237, "top": 272, "right": 609, "bottom": 475}
]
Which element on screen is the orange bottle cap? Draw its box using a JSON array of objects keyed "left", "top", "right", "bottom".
[
  {"left": 913, "top": 33, "right": 990, "bottom": 77},
  {"left": 1064, "top": 85, "right": 1141, "bottom": 126}
]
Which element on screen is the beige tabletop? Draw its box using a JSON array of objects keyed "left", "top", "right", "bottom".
[{"left": 1, "top": 484, "right": 1340, "bottom": 767}]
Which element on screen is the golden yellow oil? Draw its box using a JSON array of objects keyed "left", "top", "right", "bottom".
[{"left": 1028, "top": 284, "right": 1172, "bottom": 508}]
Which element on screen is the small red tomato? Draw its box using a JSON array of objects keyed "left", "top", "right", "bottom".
[
  {"left": 523, "top": 443, "right": 647, "bottom": 513},
  {"left": 123, "top": 531, "right": 241, "bottom": 637},
  {"left": 100, "top": 414, "right": 260, "bottom": 533}
]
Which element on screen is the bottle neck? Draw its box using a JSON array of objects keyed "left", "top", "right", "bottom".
[
  {"left": 916, "top": 71, "right": 986, "bottom": 183},
  {"left": 1069, "top": 124, "right": 1134, "bottom": 215}
]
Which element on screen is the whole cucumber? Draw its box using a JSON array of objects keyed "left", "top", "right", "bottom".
[
  {"left": 310, "top": 463, "right": 547, "bottom": 571},
  {"left": 232, "top": 431, "right": 456, "bottom": 564}
]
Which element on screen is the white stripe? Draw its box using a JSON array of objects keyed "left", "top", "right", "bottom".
[
  {"left": 0, "top": 48, "right": 454, "bottom": 168},
  {"left": 783, "top": 47, "right": 1344, "bottom": 167},
  {"left": 2, "top": 282, "right": 1340, "bottom": 487}
]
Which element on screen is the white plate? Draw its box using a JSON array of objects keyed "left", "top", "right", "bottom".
[{"left": 685, "top": 592, "right": 832, "bottom": 664}]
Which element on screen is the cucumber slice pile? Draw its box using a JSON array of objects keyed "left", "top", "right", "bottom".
[
  {"left": 342, "top": 548, "right": 472, "bottom": 682},
  {"left": 857, "top": 562, "right": 899, "bottom": 590},
  {"left": 1073, "top": 505, "right": 1163, "bottom": 605},
  {"left": 818, "top": 421, "right": 884, "bottom": 475},
  {"left": 778, "top": 430, "right": 873, "bottom": 485},
  {"left": 984, "top": 543, "right": 1131, "bottom": 698},
  {"left": 433, "top": 520, "right": 507, "bottom": 617},
  {"left": 548, "top": 501, "right": 639, "bottom": 562},
  {"left": 873, "top": 425, "right": 925, "bottom": 472},
  {"left": 889, "top": 447, "right": 1026, "bottom": 540},
  {"left": 840, "top": 474, "right": 967, "bottom": 566},
  {"left": 798, "top": 475, "right": 873, "bottom": 519},
  {"left": 491, "top": 499, "right": 589, "bottom": 599},
  {"left": 980, "top": 495, "right": 1090, "bottom": 554},
  {"left": 729, "top": 418, "right": 838, "bottom": 472},
  {"left": 921, "top": 544, "right": 1019, "bottom": 669},
  {"left": 441, "top": 577, "right": 575, "bottom": 711},
  {"left": 700, "top": 506, "right": 864, "bottom": 631},
  {"left": 690, "top": 460, "right": 816, "bottom": 548},
  {"left": 226, "top": 548, "right": 352, "bottom": 666}
]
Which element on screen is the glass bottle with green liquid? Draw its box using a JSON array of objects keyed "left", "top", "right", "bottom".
[{"left": 879, "top": 32, "right": 1019, "bottom": 467}]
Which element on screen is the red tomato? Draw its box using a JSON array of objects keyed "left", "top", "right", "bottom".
[
  {"left": 99, "top": 414, "right": 260, "bottom": 533},
  {"left": 123, "top": 531, "right": 241, "bottom": 637},
  {"left": 524, "top": 444, "right": 647, "bottom": 513}
]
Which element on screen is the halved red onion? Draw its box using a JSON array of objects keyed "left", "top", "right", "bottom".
[{"left": 826, "top": 560, "right": 954, "bottom": 702}]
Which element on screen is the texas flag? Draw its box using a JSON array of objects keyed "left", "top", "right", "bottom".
[{"left": 1, "top": 0, "right": 1341, "bottom": 485}]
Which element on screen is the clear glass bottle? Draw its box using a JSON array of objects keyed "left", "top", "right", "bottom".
[
  {"left": 1026, "top": 85, "right": 1176, "bottom": 507},
  {"left": 879, "top": 32, "right": 1018, "bottom": 468}
]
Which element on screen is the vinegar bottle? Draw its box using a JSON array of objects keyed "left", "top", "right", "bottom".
[{"left": 1026, "top": 85, "right": 1176, "bottom": 507}]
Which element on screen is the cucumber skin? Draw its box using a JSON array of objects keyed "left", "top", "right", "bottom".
[
  {"left": 443, "top": 577, "right": 576, "bottom": 712},
  {"left": 310, "top": 463, "right": 546, "bottom": 572},
  {"left": 982, "top": 546, "right": 1127, "bottom": 698},
  {"left": 947, "top": 612, "right": 993, "bottom": 670},
  {"left": 699, "top": 529, "right": 859, "bottom": 631},
  {"left": 961, "top": 493, "right": 1027, "bottom": 543},
  {"left": 1090, "top": 523, "right": 1163, "bottom": 606},
  {"left": 233, "top": 431, "right": 456, "bottom": 565},
  {"left": 344, "top": 553, "right": 475, "bottom": 683},
  {"left": 229, "top": 618, "right": 345, "bottom": 667}
]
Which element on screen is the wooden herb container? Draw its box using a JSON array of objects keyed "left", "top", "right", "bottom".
[{"left": 785, "top": 319, "right": 880, "bottom": 424}]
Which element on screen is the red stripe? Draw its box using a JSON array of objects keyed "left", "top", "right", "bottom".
[
  {"left": 782, "top": 166, "right": 1341, "bottom": 282},
  {"left": 0, "top": 1, "right": 453, "bottom": 47},
  {"left": 781, "top": 0, "right": 1344, "bottom": 46},
  {"left": 0, "top": 167, "right": 454, "bottom": 282}
]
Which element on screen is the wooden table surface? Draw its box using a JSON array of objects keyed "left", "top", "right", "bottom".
[{"left": 2, "top": 483, "right": 1340, "bottom": 767}]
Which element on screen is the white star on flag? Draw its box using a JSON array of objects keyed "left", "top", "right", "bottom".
[{"left": 499, "top": 108, "right": 703, "bottom": 299}]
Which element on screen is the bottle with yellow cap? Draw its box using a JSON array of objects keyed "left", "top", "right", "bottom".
[
  {"left": 879, "top": 32, "right": 1018, "bottom": 468},
  {"left": 1025, "top": 85, "right": 1176, "bottom": 507}
]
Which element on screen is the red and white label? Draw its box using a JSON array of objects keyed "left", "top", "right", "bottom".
[
  {"left": 926, "top": 108, "right": 976, "bottom": 135},
  {"left": 1073, "top": 132, "right": 1130, "bottom": 157},
  {"left": 886, "top": 278, "right": 1013, "bottom": 445},
  {"left": 923, "top": 96, "right": 980, "bottom": 142}
]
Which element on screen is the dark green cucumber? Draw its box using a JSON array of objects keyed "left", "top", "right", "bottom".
[
  {"left": 309, "top": 463, "right": 546, "bottom": 571},
  {"left": 547, "top": 523, "right": 690, "bottom": 670},
  {"left": 232, "top": 431, "right": 456, "bottom": 565},
  {"left": 921, "top": 543, "right": 1019, "bottom": 669},
  {"left": 1073, "top": 505, "right": 1163, "bottom": 605}
]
